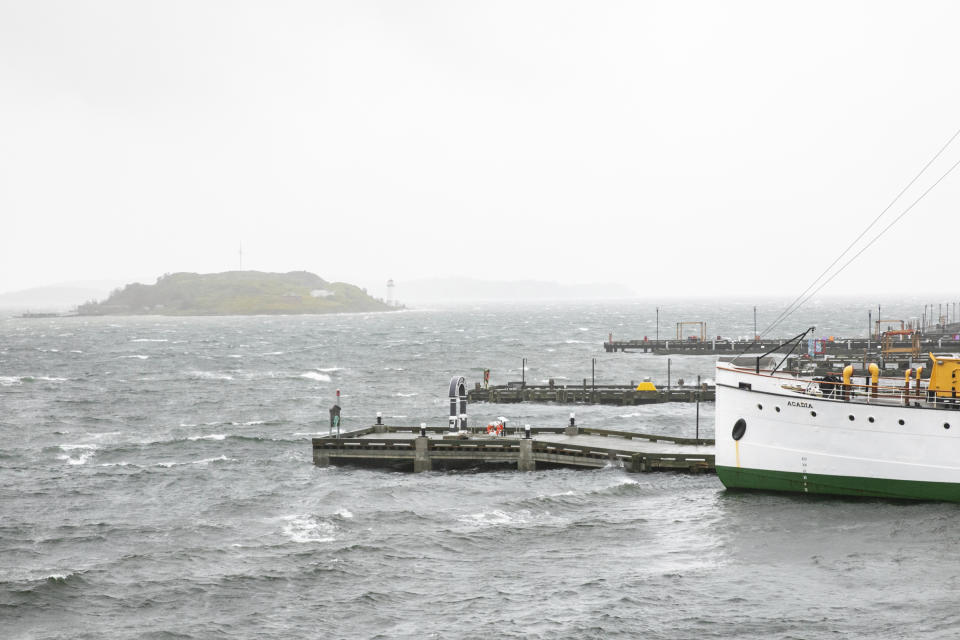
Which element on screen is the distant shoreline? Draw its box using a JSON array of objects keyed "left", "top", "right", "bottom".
[{"left": 75, "top": 270, "right": 399, "bottom": 317}]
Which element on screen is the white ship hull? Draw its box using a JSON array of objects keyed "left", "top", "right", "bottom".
[{"left": 715, "top": 363, "right": 960, "bottom": 501}]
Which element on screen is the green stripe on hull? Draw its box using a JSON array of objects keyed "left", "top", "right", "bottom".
[{"left": 717, "top": 465, "right": 960, "bottom": 502}]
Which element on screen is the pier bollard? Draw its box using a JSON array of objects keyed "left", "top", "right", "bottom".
[
  {"left": 376, "top": 412, "right": 382, "bottom": 425},
  {"left": 565, "top": 412, "right": 578, "bottom": 436},
  {"left": 374, "top": 411, "right": 386, "bottom": 433},
  {"left": 420, "top": 423, "right": 427, "bottom": 438},
  {"left": 524, "top": 424, "right": 531, "bottom": 439},
  {"left": 460, "top": 413, "right": 468, "bottom": 430}
]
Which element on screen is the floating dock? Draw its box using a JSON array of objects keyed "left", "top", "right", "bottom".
[
  {"left": 467, "top": 382, "right": 713, "bottom": 405},
  {"left": 313, "top": 423, "right": 715, "bottom": 474}
]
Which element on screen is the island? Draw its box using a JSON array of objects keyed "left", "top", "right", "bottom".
[{"left": 77, "top": 271, "right": 397, "bottom": 316}]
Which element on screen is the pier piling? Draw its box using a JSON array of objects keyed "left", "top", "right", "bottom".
[{"left": 414, "top": 436, "right": 432, "bottom": 473}]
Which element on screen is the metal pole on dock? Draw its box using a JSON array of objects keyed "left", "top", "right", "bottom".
[
  {"left": 656, "top": 307, "right": 659, "bottom": 344},
  {"left": 696, "top": 374, "right": 701, "bottom": 441},
  {"left": 591, "top": 358, "right": 596, "bottom": 394},
  {"left": 667, "top": 358, "right": 671, "bottom": 391},
  {"left": 522, "top": 358, "right": 526, "bottom": 387},
  {"left": 753, "top": 306, "right": 757, "bottom": 342}
]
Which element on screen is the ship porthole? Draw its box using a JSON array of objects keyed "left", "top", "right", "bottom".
[
  {"left": 810, "top": 411, "right": 817, "bottom": 417},
  {"left": 868, "top": 416, "right": 875, "bottom": 423},
  {"left": 757, "top": 404, "right": 763, "bottom": 410},
  {"left": 775, "top": 406, "right": 781, "bottom": 413},
  {"left": 732, "top": 418, "right": 747, "bottom": 441},
  {"left": 898, "top": 419, "right": 905, "bottom": 426},
  {"left": 945, "top": 423, "right": 951, "bottom": 430},
  {"left": 848, "top": 414, "right": 855, "bottom": 421}
]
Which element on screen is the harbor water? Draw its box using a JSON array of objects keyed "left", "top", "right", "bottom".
[{"left": 1, "top": 299, "right": 957, "bottom": 639}]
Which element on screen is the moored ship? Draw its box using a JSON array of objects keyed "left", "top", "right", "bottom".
[{"left": 715, "top": 349, "right": 960, "bottom": 501}]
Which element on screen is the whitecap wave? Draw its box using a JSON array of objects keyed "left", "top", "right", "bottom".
[
  {"left": 3, "top": 375, "right": 68, "bottom": 384},
  {"left": 195, "top": 455, "right": 233, "bottom": 464},
  {"left": 118, "top": 355, "right": 149, "bottom": 360},
  {"left": 300, "top": 371, "right": 331, "bottom": 382},
  {"left": 156, "top": 455, "right": 234, "bottom": 467},
  {"left": 42, "top": 571, "right": 84, "bottom": 583},
  {"left": 58, "top": 444, "right": 97, "bottom": 465},
  {"left": 130, "top": 338, "right": 168, "bottom": 342},
  {"left": 187, "top": 434, "right": 227, "bottom": 441},
  {"left": 87, "top": 431, "right": 122, "bottom": 439},
  {"left": 280, "top": 514, "right": 335, "bottom": 543},
  {"left": 393, "top": 392, "right": 418, "bottom": 397},
  {"left": 187, "top": 371, "right": 234, "bottom": 381},
  {"left": 458, "top": 508, "right": 566, "bottom": 530},
  {"left": 459, "top": 509, "right": 531, "bottom": 528}
]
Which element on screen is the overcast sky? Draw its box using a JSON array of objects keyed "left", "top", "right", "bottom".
[{"left": 2, "top": 1, "right": 959, "bottom": 299}]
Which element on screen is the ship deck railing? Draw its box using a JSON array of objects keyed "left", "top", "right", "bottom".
[{"left": 789, "top": 378, "right": 960, "bottom": 408}]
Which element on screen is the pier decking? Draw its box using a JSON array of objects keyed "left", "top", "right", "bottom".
[{"left": 313, "top": 424, "right": 715, "bottom": 474}]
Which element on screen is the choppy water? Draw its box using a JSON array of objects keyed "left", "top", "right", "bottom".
[{"left": 2, "top": 300, "right": 957, "bottom": 639}]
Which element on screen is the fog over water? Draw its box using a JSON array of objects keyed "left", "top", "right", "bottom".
[{"left": 3, "top": 1, "right": 960, "bottom": 298}]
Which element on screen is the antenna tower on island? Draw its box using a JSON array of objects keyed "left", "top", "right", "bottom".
[{"left": 386, "top": 279, "right": 395, "bottom": 306}]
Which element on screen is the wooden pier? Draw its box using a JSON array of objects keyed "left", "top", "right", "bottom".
[
  {"left": 467, "top": 382, "right": 713, "bottom": 405},
  {"left": 313, "top": 424, "right": 715, "bottom": 474},
  {"left": 604, "top": 337, "right": 875, "bottom": 355},
  {"left": 604, "top": 335, "right": 959, "bottom": 358}
]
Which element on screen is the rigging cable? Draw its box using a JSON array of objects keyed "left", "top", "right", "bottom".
[
  {"left": 766, "top": 152, "right": 960, "bottom": 335},
  {"left": 758, "top": 126, "right": 960, "bottom": 339}
]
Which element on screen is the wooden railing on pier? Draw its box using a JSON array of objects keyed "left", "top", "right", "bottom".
[{"left": 467, "top": 383, "right": 714, "bottom": 405}]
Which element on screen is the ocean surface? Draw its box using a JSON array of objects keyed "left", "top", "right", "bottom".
[{"left": 2, "top": 299, "right": 957, "bottom": 639}]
